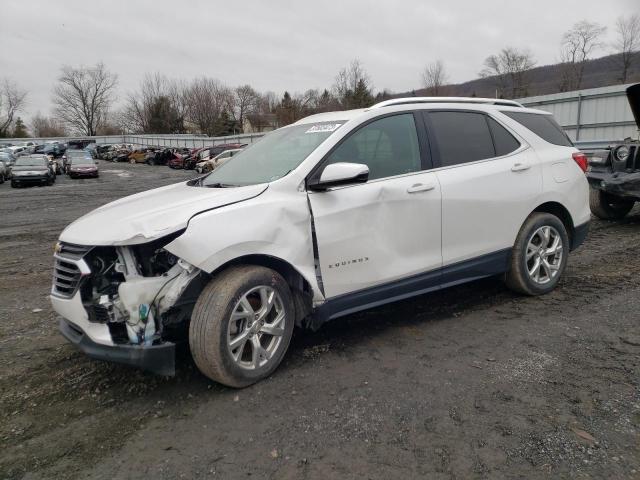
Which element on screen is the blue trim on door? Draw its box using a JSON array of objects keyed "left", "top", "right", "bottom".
[{"left": 309, "top": 248, "right": 511, "bottom": 328}]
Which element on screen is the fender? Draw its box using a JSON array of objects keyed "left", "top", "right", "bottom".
[{"left": 164, "top": 188, "right": 325, "bottom": 303}]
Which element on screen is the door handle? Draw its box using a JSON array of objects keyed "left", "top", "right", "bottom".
[
  {"left": 407, "top": 182, "right": 436, "bottom": 194},
  {"left": 511, "top": 162, "right": 531, "bottom": 172}
]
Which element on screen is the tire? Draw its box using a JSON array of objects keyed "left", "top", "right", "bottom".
[
  {"left": 505, "top": 212, "right": 570, "bottom": 296},
  {"left": 190, "top": 265, "right": 295, "bottom": 388},
  {"left": 0, "top": 173, "right": 4, "bottom": 184},
  {"left": 589, "top": 188, "right": 634, "bottom": 220},
  {"left": 11, "top": 181, "right": 18, "bottom": 188}
]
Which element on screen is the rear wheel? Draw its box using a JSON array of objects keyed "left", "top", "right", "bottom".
[
  {"left": 190, "top": 266, "right": 295, "bottom": 388},
  {"left": 589, "top": 188, "right": 634, "bottom": 220},
  {"left": 505, "top": 213, "right": 569, "bottom": 296}
]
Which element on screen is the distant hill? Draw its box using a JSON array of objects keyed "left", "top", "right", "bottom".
[{"left": 402, "top": 52, "right": 640, "bottom": 99}]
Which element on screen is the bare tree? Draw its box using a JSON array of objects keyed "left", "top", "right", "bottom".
[
  {"left": 558, "top": 20, "right": 606, "bottom": 91},
  {"left": 231, "top": 85, "right": 260, "bottom": 132},
  {"left": 31, "top": 113, "right": 66, "bottom": 137},
  {"left": 480, "top": 47, "right": 536, "bottom": 98},
  {"left": 121, "top": 73, "right": 188, "bottom": 134},
  {"left": 333, "top": 59, "right": 374, "bottom": 108},
  {"left": 0, "top": 79, "right": 28, "bottom": 137},
  {"left": 185, "top": 77, "right": 232, "bottom": 136},
  {"left": 422, "top": 60, "right": 449, "bottom": 96},
  {"left": 613, "top": 14, "right": 640, "bottom": 83},
  {"left": 52, "top": 62, "right": 118, "bottom": 136}
]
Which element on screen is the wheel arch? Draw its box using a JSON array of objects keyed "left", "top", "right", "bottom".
[
  {"left": 209, "top": 254, "right": 315, "bottom": 327},
  {"left": 531, "top": 201, "right": 575, "bottom": 245}
]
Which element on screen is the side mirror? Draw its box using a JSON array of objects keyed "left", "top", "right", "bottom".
[{"left": 308, "top": 162, "right": 369, "bottom": 191}]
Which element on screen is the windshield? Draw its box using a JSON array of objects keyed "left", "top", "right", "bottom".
[
  {"left": 201, "top": 122, "right": 344, "bottom": 187},
  {"left": 15, "top": 157, "right": 47, "bottom": 167},
  {"left": 71, "top": 157, "right": 94, "bottom": 165}
]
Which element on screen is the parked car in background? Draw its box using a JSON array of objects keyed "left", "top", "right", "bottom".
[
  {"left": 183, "top": 144, "right": 247, "bottom": 170},
  {"left": 583, "top": 83, "right": 640, "bottom": 219},
  {"left": 167, "top": 152, "right": 187, "bottom": 169},
  {"left": 0, "top": 150, "right": 17, "bottom": 178},
  {"left": 50, "top": 97, "right": 589, "bottom": 386},
  {"left": 67, "top": 155, "right": 99, "bottom": 178},
  {"left": 63, "top": 150, "right": 93, "bottom": 173},
  {"left": 0, "top": 159, "right": 7, "bottom": 184},
  {"left": 8, "top": 145, "right": 28, "bottom": 157},
  {"left": 11, "top": 155, "right": 56, "bottom": 187},
  {"left": 37, "top": 142, "right": 66, "bottom": 158},
  {"left": 195, "top": 148, "right": 243, "bottom": 173}
]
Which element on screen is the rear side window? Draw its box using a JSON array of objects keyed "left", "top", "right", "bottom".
[
  {"left": 487, "top": 117, "right": 521, "bottom": 156},
  {"left": 428, "top": 111, "right": 495, "bottom": 167},
  {"left": 502, "top": 111, "right": 573, "bottom": 147}
]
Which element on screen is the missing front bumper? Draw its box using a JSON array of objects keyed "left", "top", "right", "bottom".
[{"left": 59, "top": 318, "right": 176, "bottom": 376}]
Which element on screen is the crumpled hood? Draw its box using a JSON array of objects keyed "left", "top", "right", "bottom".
[{"left": 60, "top": 181, "right": 268, "bottom": 246}]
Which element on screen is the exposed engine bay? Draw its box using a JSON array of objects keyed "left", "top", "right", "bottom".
[{"left": 57, "top": 235, "right": 203, "bottom": 347}]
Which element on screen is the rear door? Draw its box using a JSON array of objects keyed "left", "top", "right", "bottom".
[
  {"left": 308, "top": 112, "right": 442, "bottom": 298},
  {"left": 424, "top": 110, "right": 542, "bottom": 267}
]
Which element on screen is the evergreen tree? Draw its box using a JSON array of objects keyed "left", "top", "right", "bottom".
[
  {"left": 12, "top": 117, "right": 28, "bottom": 138},
  {"left": 349, "top": 79, "right": 375, "bottom": 108}
]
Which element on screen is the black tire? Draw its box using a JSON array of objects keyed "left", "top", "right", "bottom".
[
  {"left": 589, "top": 188, "right": 634, "bottom": 220},
  {"left": 0, "top": 173, "right": 4, "bottom": 184},
  {"left": 190, "top": 265, "right": 295, "bottom": 388},
  {"left": 11, "top": 181, "right": 18, "bottom": 188},
  {"left": 505, "top": 212, "right": 570, "bottom": 296}
]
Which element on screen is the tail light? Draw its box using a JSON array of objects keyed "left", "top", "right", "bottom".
[{"left": 572, "top": 152, "right": 588, "bottom": 173}]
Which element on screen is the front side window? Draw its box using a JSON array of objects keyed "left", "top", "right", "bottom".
[
  {"left": 428, "top": 111, "right": 495, "bottom": 167},
  {"left": 323, "top": 113, "right": 422, "bottom": 180}
]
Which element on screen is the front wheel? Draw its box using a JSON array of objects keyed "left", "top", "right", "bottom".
[
  {"left": 505, "top": 212, "right": 569, "bottom": 296},
  {"left": 589, "top": 188, "right": 634, "bottom": 220},
  {"left": 190, "top": 266, "right": 295, "bottom": 388}
]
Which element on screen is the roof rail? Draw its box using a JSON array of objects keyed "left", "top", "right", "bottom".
[{"left": 370, "top": 97, "right": 525, "bottom": 109}]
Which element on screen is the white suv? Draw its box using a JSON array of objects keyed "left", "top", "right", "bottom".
[{"left": 51, "top": 98, "right": 590, "bottom": 387}]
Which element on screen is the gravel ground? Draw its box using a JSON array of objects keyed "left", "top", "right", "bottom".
[{"left": 0, "top": 160, "right": 639, "bottom": 480}]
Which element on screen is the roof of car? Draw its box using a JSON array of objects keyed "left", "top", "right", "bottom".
[{"left": 293, "top": 97, "right": 551, "bottom": 126}]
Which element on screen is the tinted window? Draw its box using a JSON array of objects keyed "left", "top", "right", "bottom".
[
  {"left": 487, "top": 117, "right": 521, "bottom": 156},
  {"left": 502, "top": 111, "right": 572, "bottom": 147},
  {"left": 324, "top": 114, "right": 421, "bottom": 180},
  {"left": 428, "top": 111, "right": 495, "bottom": 167}
]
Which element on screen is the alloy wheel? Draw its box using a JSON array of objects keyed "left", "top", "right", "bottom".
[
  {"left": 227, "top": 286, "right": 286, "bottom": 370},
  {"left": 525, "top": 226, "right": 563, "bottom": 285}
]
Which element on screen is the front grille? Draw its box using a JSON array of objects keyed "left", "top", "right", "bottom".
[
  {"left": 52, "top": 242, "right": 92, "bottom": 298},
  {"left": 57, "top": 242, "right": 92, "bottom": 259}
]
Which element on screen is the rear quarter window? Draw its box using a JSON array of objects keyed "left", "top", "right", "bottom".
[{"left": 502, "top": 111, "right": 573, "bottom": 147}]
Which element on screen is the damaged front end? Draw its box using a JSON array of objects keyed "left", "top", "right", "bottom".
[{"left": 51, "top": 235, "right": 203, "bottom": 375}]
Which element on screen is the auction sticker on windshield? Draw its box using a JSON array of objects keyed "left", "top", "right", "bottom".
[{"left": 305, "top": 123, "right": 343, "bottom": 134}]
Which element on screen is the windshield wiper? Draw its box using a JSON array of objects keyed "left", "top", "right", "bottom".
[{"left": 205, "top": 182, "right": 238, "bottom": 188}]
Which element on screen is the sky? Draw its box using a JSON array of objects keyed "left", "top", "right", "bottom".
[{"left": 1, "top": 0, "right": 639, "bottom": 122}]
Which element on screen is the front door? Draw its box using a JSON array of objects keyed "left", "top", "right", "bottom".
[{"left": 308, "top": 113, "right": 442, "bottom": 298}]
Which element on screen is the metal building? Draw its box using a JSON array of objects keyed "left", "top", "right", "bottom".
[{"left": 517, "top": 83, "right": 638, "bottom": 143}]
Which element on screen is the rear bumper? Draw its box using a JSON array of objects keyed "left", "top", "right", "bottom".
[{"left": 59, "top": 318, "right": 175, "bottom": 376}]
